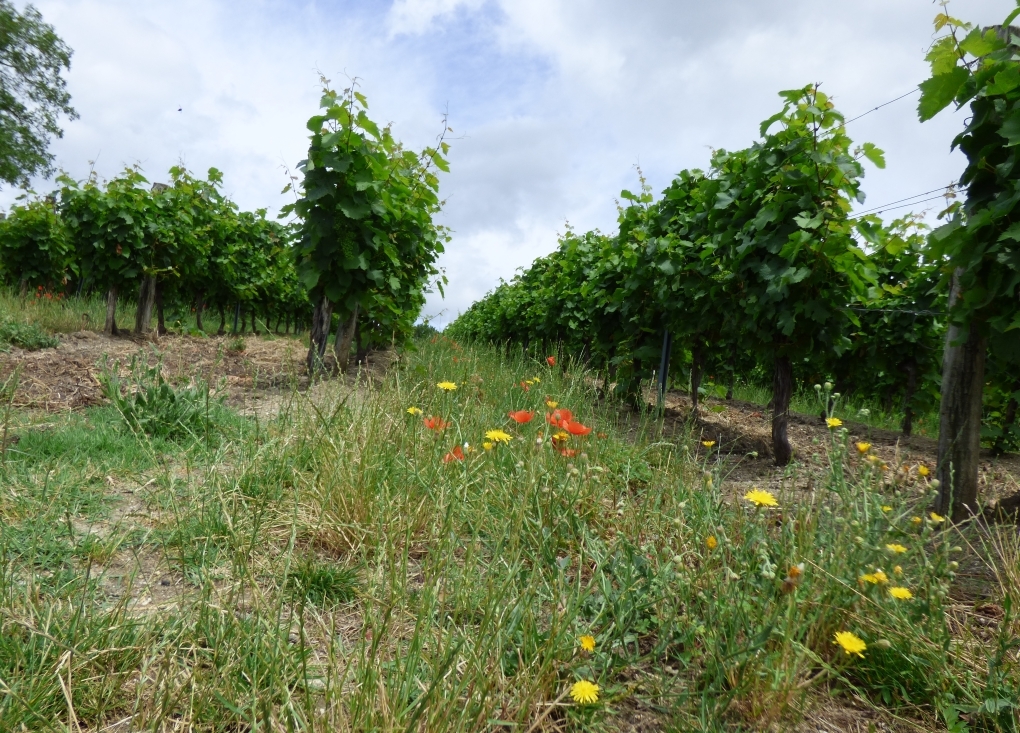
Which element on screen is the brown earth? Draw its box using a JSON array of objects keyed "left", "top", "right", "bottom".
[
  {"left": 659, "top": 389, "right": 1020, "bottom": 512},
  {"left": 0, "top": 330, "right": 395, "bottom": 416}
]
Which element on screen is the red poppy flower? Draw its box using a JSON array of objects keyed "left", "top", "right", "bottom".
[
  {"left": 564, "top": 420, "right": 592, "bottom": 436},
  {"left": 508, "top": 410, "right": 535, "bottom": 424},
  {"left": 557, "top": 447, "right": 578, "bottom": 457},
  {"left": 520, "top": 381, "right": 530, "bottom": 392},
  {"left": 423, "top": 416, "right": 449, "bottom": 431},
  {"left": 443, "top": 445, "right": 465, "bottom": 463},
  {"left": 546, "top": 356, "right": 556, "bottom": 366},
  {"left": 546, "top": 408, "right": 573, "bottom": 426}
]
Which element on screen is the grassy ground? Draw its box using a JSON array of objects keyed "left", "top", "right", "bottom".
[
  {"left": 0, "top": 330, "right": 1016, "bottom": 731},
  {"left": 0, "top": 288, "right": 289, "bottom": 339}
]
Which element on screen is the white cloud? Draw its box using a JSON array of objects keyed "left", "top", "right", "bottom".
[
  {"left": 387, "top": 0, "right": 486, "bottom": 36},
  {"left": 1, "top": 0, "right": 1012, "bottom": 329}
]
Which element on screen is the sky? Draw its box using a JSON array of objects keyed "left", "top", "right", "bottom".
[{"left": 2, "top": 0, "right": 1013, "bottom": 327}]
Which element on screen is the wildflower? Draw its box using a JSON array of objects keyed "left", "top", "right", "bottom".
[
  {"left": 893, "top": 565, "right": 903, "bottom": 576},
  {"left": 508, "top": 410, "right": 535, "bottom": 424},
  {"left": 485, "top": 429, "right": 512, "bottom": 443},
  {"left": 834, "top": 631, "right": 867, "bottom": 658},
  {"left": 482, "top": 442, "right": 493, "bottom": 451},
  {"left": 423, "top": 416, "right": 449, "bottom": 431},
  {"left": 564, "top": 420, "right": 592, "bottom": 436},
  {"left": 826, "top": 417, "right": 843, "bottom": 429},
  {"left": 889, "top": 586, "right": 913, "bottom": 600},
  {"left": 557, "top": 447, "right": 579, "bottom": 457},
  {"left": 547, "top": 356, "right": 556, "bottom": 367},
  {"left": 579, "top": 635, "right": 595, "bottom": 653},
  {"left": 859, "top": 569, "right": 889, "bottom": 584},
  {"left": 443, "top": 445, "right": 465, "bottom": 463},
  {"left": 881, "top": 505, "right": 893, "bottom": 512},
  {"left": 885, "top": 543, "right": 907, "bottom": 554},
  {"left": 570, "top": 679, "right": 599, "bottom": 704},
  {"left": 546, "top": 400, "right": 558, "bottom": 409},
  {"left": 702, "top": 440, "right": 716, "bottom": 448},
  {"left": 705, "top": 535, "right": 717, "bottom": 550},
  {"left": 547, "top": 408, "right": 573, "bottom": 426},
  {"left": 855, "top": 442, "right": 872, "bottom": 454},
  {"left": 929, "top": 512, "right": 945, "bottom": 524},
  {"left": 744, "top": 489, "right": 778, "bottom": 507},
  {"left": 918, "top": 464, "right": 930, "bottom": 477},
  {"left": 406, "top": 406, "right": 422, "bottom": 416},
  {"left": 437, "top": 381, "right": 457, "bottom": 391},
  {"left": 519, "top": 381, "right": 530, "bottom": 391},
  {"left": 531, "top": 376, "right": 541, "bottom": 384},
  {"left": 911, "top": 516, "right": 922, "bottom": 526},
  {"left": 781, "top": 563, "right": 805, "bottom": 593},
  {"left": 597, "top": 432, "right": 608, "bottom": 439}
]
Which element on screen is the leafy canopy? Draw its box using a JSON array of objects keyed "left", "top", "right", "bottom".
[{"left": 0, "top": 1, "right": 77, "bottom": 187}]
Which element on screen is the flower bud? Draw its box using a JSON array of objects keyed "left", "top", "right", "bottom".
[
  {"left": 874, "top": 639, "right": 892, "bottom": 650},
  {"left": 814, "top": 384, "right": 822, "bottom": 392},
  {"left": 949, "top": 561, "right": 959, "bottom": 570},
  {"left": 833, "top": 392, "right": 841, "bottom": 399},
  {"left": 930, "top": 479, "right": 941, "bottom": 490},
  {"left": 824, "top": 382, "right": 833, "bottom": 391}
]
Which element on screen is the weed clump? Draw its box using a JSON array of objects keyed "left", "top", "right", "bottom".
[
  {"left": 99, "top": 355, "right": 226, "bottom": 442},
  {"left": 0, "top": 317, "right": 58, "bottom": 350}
]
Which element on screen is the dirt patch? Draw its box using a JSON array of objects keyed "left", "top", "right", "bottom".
[
  {"left": 0, "top": 330, "right": 397, "bottom": 416},
  {"left": 658, "top": 390, "right": 1020, "bottom": 509}
]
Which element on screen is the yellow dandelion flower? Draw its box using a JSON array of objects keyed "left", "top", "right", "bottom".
[
  {"left": 834, "top": 631, "right": 867, "bottom": 658},
  {"left": 485, "top": 429, "right": 512, "bottom": 443},
  {"left": 436, "top": 381, "right": 457, "bottom": 391},
  {"left": 531, "top": 376, "right": 541, "bottom": 384},
  {"left": 917, "top": 465, "right": 930, "bottom": 477},
  {"left": 911, "top": 516, "right": 922, "bottom": 526},
  {"left": 855, "top": 442, "right": 871, "bottom": 454},
  {"left": 889, "top": 586, "right": 913, "bottom": 600},
  {"left": 826, "top": 417, "right": 843, "bottom": 429},
  {"left": 893, "top": 565, "right": 903, "bottom": 576},
  {"left": 406, "top": 406, "right": 422, "bottom": 416},
  {"left": 579, "top": 635, "right": 595, "bottom": 653},
  {"left": 744, "top": 489, "right": 778, "bottom": 507},
  {"left": 570, "top": 679, "right": 599, "bottom": 705},
  {"left": 546, "top": 400, "right": 558, "bottom": 409},
  {"left": 553, "top": 431, "right": 569, "bottom": 442},
  {"left": 482, "top": 442, "right": 493, "bottom": 451},
  {"left": 859, "top": 569, "right": 888, "bottom": 585},
  {"left": 881, "top": 505, "right": 893, "bottom": 512},
  {"left": 929, "top": 512, "right": 945, "bottom": 524},
  {"left": 702, "top": 440, "right": 716, "bottom": 448},
  {"left": 885, "top": 543, "right": 907, "bottom": 554},
  {"left": 705, "top": 535, "right": 718, "bottom": 550}
]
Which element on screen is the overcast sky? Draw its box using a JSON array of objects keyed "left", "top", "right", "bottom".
[{"left": 2, "top": 0, "right": 1012, "bottom": 326}]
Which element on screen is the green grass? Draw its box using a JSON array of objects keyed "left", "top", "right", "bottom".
[
  {"left": 0, "top": 336, "right": 1014, "bottom": 731},
  {"left": 0, "top": 286, "right": 304, "bottom": 338}
]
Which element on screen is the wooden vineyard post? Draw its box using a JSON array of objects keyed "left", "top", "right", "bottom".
[
  {"left": 657, "top": 330, "right": 672, "bottom": 413},
  {"left": 936, "top": 273, "right": 986, "bottom": 521}
]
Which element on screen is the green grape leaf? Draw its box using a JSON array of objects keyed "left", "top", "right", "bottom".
[{"left": 918, "top": 67, "right": 969, "bottom": 121}]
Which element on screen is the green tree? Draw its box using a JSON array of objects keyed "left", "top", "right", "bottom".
[
  {"left": 284, "top": 79, "right": 448, "bottom": 373},
  {"left": 711, "top": 86, "right": 882, "bottom": 464},
  {"left": 0, "top": 194, "right": 72, "bottom": 293},
  {"left": 0, "top": 1, "right": 77, "bottom": 187},
  {"left": 917, "top": 6, "right": 1020, "bottom": 519}
]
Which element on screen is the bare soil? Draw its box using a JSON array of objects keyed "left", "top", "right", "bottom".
[
  {"left": 659, "top": 390, "right": 1020, "bottom": 510},
  {"left": 0, "top": 330, "right": 396, "bottom": 415}
]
